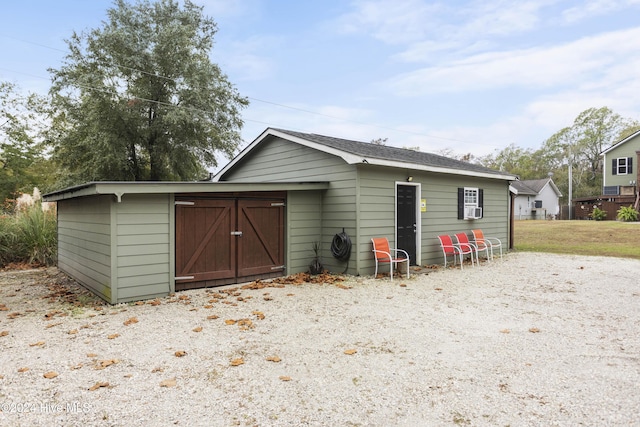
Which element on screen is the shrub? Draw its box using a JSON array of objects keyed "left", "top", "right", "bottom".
[
  {"left": 0, "top": 214, "right": 19, "bottom": 266},
  {"left": 616, "top": 205, "right": 639, "bottom": 222},
  {"left": 590, "top": 207, "right": 607, "bottom": 221}
]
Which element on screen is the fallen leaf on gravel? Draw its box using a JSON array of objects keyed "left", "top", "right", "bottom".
[
  {"left": 43, "top": 371, "right": 58, "bottom": 379},
  {"left": 500, "top": 329, "right": 511, "bottom": 334},
  {"left": 29, "top": 341, "right": 45, "bottom": 347},
  {"left": 224, "top": 319, "right": 237, "bottom": 325},
  {"left": 174, "top": 351, "right": 187, "bottom": 357},
  {"left": 7, "top": 312, "right": 23, "bottom": 319},
  {"left": 70, "top": 363, "right": 83, "bottom": 370},
  {"left": 89, "top": 382, "right": 109, "bottom": 391},
  {"left": 178, "top": 295, "right": 189, "bottom": 300},
  {"left": 0, "top": 330, "right": 8, "bottom": 337},
  {"left": 192, "top": 326, "right": 203, "bottom": 332},
  {"left": 237, "top": 319, "right": 254, "bottom": 330},
  {"left": 68, "top": 329, "right": 78, "bottom": 335},
  {"left": 45, "top": 322, "right": 62, "bottom": 328},
  {"left": 529, "top": 327, "right": 541, "bottom": 333},
  {"left": 279, "top": 376, "right": 292, "bottom": 381},
  {"left": 107, "top": 333, "right": 120, "bottom": 339},
  {"left": 206, "top": 315, "right": 219, "bottom": 320},
  {"left": 80, "top": 324, "right": 91, "bottom": 329},
  {"left": 434, "top": 288, "right": 443, "bottom": 291},
  {"left": 189, "top": 308, "right": 198, "bottom": 312},
  {"left": 95, "top": 359, "right": 119, "bottom": 370},
  {"left": 17, "top": 367, "right": 29, "bottom": 373},
  {"left": 286, "top": 293, "right": 295, "bottom": 296},
  {"left": 266, "top": 356, "right": 281, "bottom": 363},
  {"left": 344, "top": 349, "right": 357, "bottom": 355},
  {"left": 151, "top": 367, "right": 163, "bottom": 373},
  {"left": 0, "top": 374, "right": 4, "bottom": 379},
  {"left": 87, "top": 353, "right": 98, "bottom": 358},
  {"left": 123, "top": 317, "right": 138, "bottom": 326},
  {"left": 252, "top": 311, "right": 265, "bottom": 320},
  {"left": 399, "top": 284, "right": 407, "bottom": 288},
  {"left": 230, "top": 358, "right": 244, "bottom": 366},
  {"left": 160, "top": 378, "right": 177, "bottom": 387},
  {"left": 335, "top": 283, "right": 351, "bottom": 289},
  {"left": 148, "top": 299, "right": 161, "bottom": 306},
  {"left": 263, "top": 296, "right": 273, "bottom": 301},
  {"left": 203, "top": 304, "right": 213, "bottom": 309}
]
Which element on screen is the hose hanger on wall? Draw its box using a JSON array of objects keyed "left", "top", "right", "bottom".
[{"left": 331, "top": 228, "right": 352, "bottom": 274}]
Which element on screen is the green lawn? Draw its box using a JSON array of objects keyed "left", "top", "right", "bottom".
[{"left": 513, "top": 220, "right": 640, "bottom": 259}]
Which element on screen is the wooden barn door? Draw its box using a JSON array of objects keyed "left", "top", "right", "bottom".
[
  {"left": 237, "top": 199, "right": 285, "bottom": 278},
  {"left": 175, "top": 194, "right": 285, "bottom": 290},
  {"left": 175, "top": 199, "right": 236, "bottom": 290}
]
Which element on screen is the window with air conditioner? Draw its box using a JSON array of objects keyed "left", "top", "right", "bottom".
[{"left": 458, "top": 187, "right": 483, "bottom": 220}]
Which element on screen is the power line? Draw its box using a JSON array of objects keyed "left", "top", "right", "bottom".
[{"left": 0, "top": 33, "right": 505, "bottom": 150}]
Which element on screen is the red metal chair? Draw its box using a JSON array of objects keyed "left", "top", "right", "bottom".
[
  {"left": 437, "top": 234, "right": 474, "bottom": 269},
  {"left": 455, "top": 232, "right": 486, "bottom": 264},
  {"left": 371, "top": 237, "right": 410, "bottom": 281},
  {"left": 471, "top": 229, "right": 503, "bottom": 260}
]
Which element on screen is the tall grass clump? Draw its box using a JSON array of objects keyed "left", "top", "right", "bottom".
[
  {"left": 0, "top": 203, "right": 57, "bottom": 267},
  {"left": 0, "top": 214, "right": 19, "bottom": 266}
]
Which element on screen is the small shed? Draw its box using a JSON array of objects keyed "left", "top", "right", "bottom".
[
  {"left": 43, "top": 181, "right": 328, "bottom": 304},
  {"left": 44, "top": 128, "right": 517, "bottom": 304}
]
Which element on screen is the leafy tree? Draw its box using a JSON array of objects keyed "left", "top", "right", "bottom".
[
  {"left": 541, "top": 107, "right": 630, "bottom": 199},
  {"left": 0, "top": 82, "right": 52, "bottom": 210},
  {"left": 49, "top": 0, "right": 248, "bottom": 185},
  {"left": 477, "top": 144, "right": 550, "bottom": 180}
]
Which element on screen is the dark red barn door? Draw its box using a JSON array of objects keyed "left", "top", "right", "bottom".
[{"left": 175, "top": 195, "right": 285, "bottom": 290}]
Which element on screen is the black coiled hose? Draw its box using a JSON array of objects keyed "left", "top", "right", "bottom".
[{"left": 331, "top": 229, "right": 352, "bottom": 273}]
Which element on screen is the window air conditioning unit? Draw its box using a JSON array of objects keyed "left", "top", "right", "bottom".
[{"left": 465, "top": 207, "right": 482, "bottom": 219}]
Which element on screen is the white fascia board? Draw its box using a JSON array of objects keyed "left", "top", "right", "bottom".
[
  {"left": 363, "top": 157, "right": 518, "bottom": 181},
  {"left": 601, "top": 129, "right": 640, "bottom": 155},
  {"left": 212, "top": 128, "right": 363, "bottom": 181}
]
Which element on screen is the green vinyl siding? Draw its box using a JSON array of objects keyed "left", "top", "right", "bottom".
[
  {"left": 604, "top": 135, "right": 639, "bottom": 188},
  {"left": 222, "top": 136, "right": 357, "bottom": 275},
  {"left": 286, "top": 190, "right": 323, "bottom": 274},
  {"left": 114, "top": 194, "right": 171, "bottom": 303},
  {"left": 420, "top": 174, "right": 509, "bottom": 264},
  {"left": 57, "top": 195, "right": 113, "bottom": 302}
]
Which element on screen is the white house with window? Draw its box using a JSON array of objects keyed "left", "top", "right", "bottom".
[{"left": 511, "top": 178, "right": 562, "bottom": 220}]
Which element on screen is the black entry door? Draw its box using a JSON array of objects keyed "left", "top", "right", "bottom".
[{"left": 396, "top": 184, "right": 417, "bottom": 265}]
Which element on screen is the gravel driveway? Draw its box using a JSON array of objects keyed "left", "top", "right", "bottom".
[{"left": 1, "top": 252, "right": 639, "bottom": 426}]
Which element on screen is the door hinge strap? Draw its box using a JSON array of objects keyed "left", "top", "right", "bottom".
[
  {"left": 230, "top": 231, "right": 243, "bottom": 236},
  {"left": 271, "top": 202, "right": 285, "bottom": 207},
  {"left": 271, "top": 265, "right": 285, "bottom": 270},
  {"left": 175, "top": 276, "right": 195, "bottom": 281},
  {"left": 175, "top": 201, "right": 195, "bottom": 206}
]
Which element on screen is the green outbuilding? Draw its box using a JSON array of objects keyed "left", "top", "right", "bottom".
[{"left": 44, "top": 128, "right": 517, "bottom": 304}]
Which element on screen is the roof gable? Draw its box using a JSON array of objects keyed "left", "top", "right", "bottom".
[
  {"left": 215, "top": 128, "right": 517, "bottom": 181},
  {"left": 511, "top": 178, "right": 562, "bottom": 197},
  {"left": 601, "top": 129, "right": 640, "bottom": 156}
]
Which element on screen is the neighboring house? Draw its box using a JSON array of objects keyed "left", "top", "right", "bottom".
[
  {"left": 511, "top": 178, "right": 562, "bottom": 220},
  {"left": 601, "top": 129, "right": 640, "bottom": 201},
  {"left": 44, "top": 128, "right": 517, "bottom": 304},
  {"left": 575, "top": 130, "right": 640, "bottom": 219}
]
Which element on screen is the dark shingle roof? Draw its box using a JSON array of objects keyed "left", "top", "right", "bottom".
[{"left": 273, "top": 128, "right": 508, "bottom": 177}]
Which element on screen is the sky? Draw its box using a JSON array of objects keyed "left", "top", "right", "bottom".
[{"left": 2, "top": 0, "right": 640, "bottom": 165}]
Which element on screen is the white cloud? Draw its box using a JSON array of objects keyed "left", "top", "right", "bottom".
[
  {"left": 388, "top": 26, "right": 640, "bottom": 95},
  {"left": 562, "top": 0, "right": 640, "bottom": 23}
]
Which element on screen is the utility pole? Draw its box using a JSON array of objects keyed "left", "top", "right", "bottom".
[{"left": 568, "top": 149, "right": 572, "bottom": 220}]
